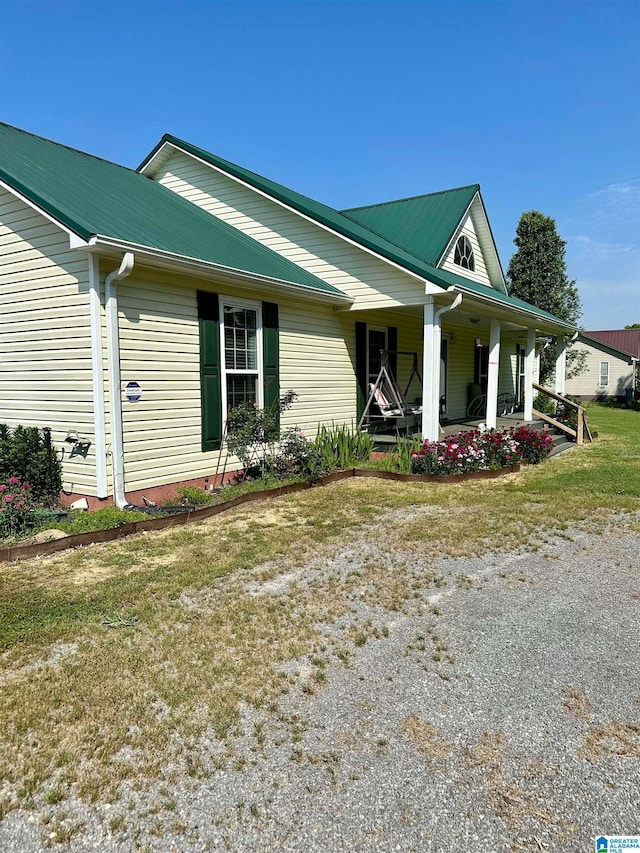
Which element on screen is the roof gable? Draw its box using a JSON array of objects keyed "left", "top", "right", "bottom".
[
  {"left": 0, "top": 122, "right": 344, "bottom": 298},
  {"left": 341, "top": 185, "right": 478, "bottom": 267}
]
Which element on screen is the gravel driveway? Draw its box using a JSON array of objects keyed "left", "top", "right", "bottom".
[{"left": 1, "top": 512, "right": 638, "bottom": 852}]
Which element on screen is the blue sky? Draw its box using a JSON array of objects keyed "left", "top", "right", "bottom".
[{"left": 1, "top": 0, "right": 638, "bottom": 328}]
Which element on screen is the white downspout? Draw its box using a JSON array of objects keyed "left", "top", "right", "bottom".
[
  {"left": 105, "top": 253, "right": 134, "bottom": 508},
  {"left": 88, "top": 255, "right": 108, "bottom": 498}
]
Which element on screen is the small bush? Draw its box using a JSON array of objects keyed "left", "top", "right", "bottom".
[
  {"left": 265, "top": 429, "right": 327, "bottom": 482},
  {"left": 0, "top": 478, "right": 37, "bottom": 539},
  {"left": 0, "top": 424, "right": 62, "bottom": 506},
  {"left": 509, "top": 424, "right": 554, "bottom": 464}
]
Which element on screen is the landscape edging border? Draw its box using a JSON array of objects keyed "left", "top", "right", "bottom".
[{"left": 0, "top": 464, "right": 521, "bottom": 563}]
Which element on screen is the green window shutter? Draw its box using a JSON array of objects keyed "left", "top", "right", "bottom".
[
  {"left": 355, "top": 321, "right": 367, "bottom": 422},
  {"left": 198, "top": 291, "right": 222, "bottom": 451},
  {"left": 262, "top": 301, "right": 280, "bottom": 432},
  {"left": 388, "top": 326, "right": 398, "bottom": 381}
]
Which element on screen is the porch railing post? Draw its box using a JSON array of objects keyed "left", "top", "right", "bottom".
[
  {"left": 422, "top": 298, "right": 439, "bottom": 442},
  {"left": 555, "top": 336, "right": 567, "bottom": 397},
  {"left": 524, "top": 327, "right": 536, "bottom": 422},
  {"left": 486, "top": 318, "right": 501, "bottom": 429}
]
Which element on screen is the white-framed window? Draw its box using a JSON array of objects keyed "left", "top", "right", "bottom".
[
  {"left": 367, "top": 326, "right": 387, "bottom": 386},
  {"left": 220, "top": 297, "right": 263, "bottom": 416},
  {"left": 599, "top": 361, "right": 609, "bottom": 387},
  {"left": 454, "top": 235, "right": 475, "bottom": 271}
]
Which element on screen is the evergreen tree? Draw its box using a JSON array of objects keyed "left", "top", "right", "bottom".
[{"left": 507, "top": 210, "right": 583, "bottom": 383}]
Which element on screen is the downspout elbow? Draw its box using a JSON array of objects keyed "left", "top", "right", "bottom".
[{"left": 105, "top": 253, "right": 135, "bottom": 509}]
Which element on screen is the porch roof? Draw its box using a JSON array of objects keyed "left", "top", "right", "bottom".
[{"left": 423, "top": 267, "right": 576, "bottom": 332}]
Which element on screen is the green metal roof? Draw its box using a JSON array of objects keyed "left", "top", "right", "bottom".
[
  {"left": 141, "top": 135, "right": 575, "bottom": 331},
  {"left": 140, "top": 134, "right": 476, "bottom": 284},
  {"left": 341, "top": 185, "right": 479, "bottom": 266},
  {"left": 0, "top": 122, "right": 343, "bottom": 298}
]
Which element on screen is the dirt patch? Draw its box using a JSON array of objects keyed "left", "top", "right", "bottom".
[
  {"left": 578, "top": 721, "right": 640, "bottom": 762},
  {"left": 400, "top": 715, "right": 451, "bottom": 760},
  {"left": 562, "top": 688, "right": 592, "bottom": 722}
]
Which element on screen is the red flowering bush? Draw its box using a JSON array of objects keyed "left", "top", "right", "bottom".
[
  {"left": 410, "top": 424, "right": 552, "bottom": 475},
  {"left": 508, "top": 425, "right": 554, "bottom": 464},
  {"left": 0, "top": 477, "right": 35, "bottom": 538}
]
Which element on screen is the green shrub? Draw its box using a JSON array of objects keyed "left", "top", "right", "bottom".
[
  {"left": 314, "top": 424, "right": 374, "bottom": 470},
  {"left": 49, "top": 507, "right": 149, "bottom": 535},
  {"left": 0, "top": 478, "right": 38, "bottom": 539},
  {"left": 265, "top": 429, "right": 327, "bottom": 482},
  {"left": 0, "top": 424, "right": 62, "bottom": 506}
]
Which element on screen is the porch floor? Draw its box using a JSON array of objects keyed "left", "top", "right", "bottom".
[{"left": 372, "top": 412, "right": 546, "bottom": 447}]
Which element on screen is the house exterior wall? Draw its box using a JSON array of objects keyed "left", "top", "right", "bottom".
[
  {"left": 565, "top": 340, "right": 633, "bottom": 399},
  {"left": 440, "top": 215, "right": 492, "bottom": 286},
  {"left": 153, "top": 151, "right": 428, "bottom": 310},
  {"left": 109, "top": 266, "right": 359, "bottom": 493},
  {"left": 0, "top": 186, "right": 97, "bottom": 496}
]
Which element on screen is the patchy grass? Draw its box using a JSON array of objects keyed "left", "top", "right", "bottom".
[{"left": 0, "top": 405, "right": 638, "bottom": 818}]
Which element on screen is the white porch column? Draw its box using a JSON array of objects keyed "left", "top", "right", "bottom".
[
  {"left": 421, "top": 298, "right": 440, "bottom": 441},
  {"left": 555, "top": 337, "right": 567, "bottom": 397},
  {"left": 524, "top": 327, "right": 536, "bottom": 422},
  {"left": 486, "top": 319, "right": 501, "bottom": 430}
]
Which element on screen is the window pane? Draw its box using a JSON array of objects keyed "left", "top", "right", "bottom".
[
  {"left": 224, "top": 305, "right": 258, "bottom": 371},
  {"left": 227, "top": 375, "right": 257, "bottom": 410}
]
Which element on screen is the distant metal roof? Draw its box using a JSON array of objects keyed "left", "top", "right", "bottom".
[
  {"left": 341, "top": 185, "right": 479, "bottom": 266},
  {"left": 583, "top": 329, "right": 640, "bottom": 358},
  {"left": 0, "top": 122, "right": 344, "bottom": 298}
]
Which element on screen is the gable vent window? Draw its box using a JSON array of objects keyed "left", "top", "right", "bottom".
[{"left": 454, "top": 235, "right": 475, "bottom": 271}]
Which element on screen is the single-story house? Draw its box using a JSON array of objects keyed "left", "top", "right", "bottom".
[
  {"left": 566, "top": 332, "right": 638, "bottom": 401},
  {"left": 0, "top": 122, "right": 576, "bottom": 507}
]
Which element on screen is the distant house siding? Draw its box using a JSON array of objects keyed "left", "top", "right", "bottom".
[
  {"left": 565, "top": 340, "right": 633, "bottom": 399},
  {"left": 153, "top": 151, "right": 428, "bottom": 310},
  {"left": 440, "top": 215, "right": 492, "bottom": 286},
  {"left": 0, "top": 186, "right": 96, "bottom": 495}
]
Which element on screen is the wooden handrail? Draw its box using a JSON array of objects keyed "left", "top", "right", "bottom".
[
  {"left": 532, "top": 384, "right": 591, "bottom": 445},
  {"left": 532, "top": 383, "right": 582, "bottom": 410}
]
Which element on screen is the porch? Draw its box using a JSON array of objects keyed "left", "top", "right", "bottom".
[{"left": 372, "top": 412, "right": 548, "bottom": 447}]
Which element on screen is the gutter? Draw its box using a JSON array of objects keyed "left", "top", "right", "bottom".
[
  {"left": 86, "top": 235, "right": 352, "bottom": 305},
  {"left": 105, "top": 253, "right": 135, "bottom": 508},
  {"left": 435, "top": 281, "right": 575, "bottom": 333}
]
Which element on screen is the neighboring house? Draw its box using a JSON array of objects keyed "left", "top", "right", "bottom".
[
  {"left": 0, "top": 123, "right": 575, "bottom": 507},
  {"left": 566, "top": 332, "right": 638, "bottom": 401}
]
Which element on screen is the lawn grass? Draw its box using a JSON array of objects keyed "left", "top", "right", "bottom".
[{"left": 0, "top": 404, "right": 638, "bottom": 822}]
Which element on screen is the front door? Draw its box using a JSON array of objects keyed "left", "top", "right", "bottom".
[
  {"left": 440, "top": 338, "right": 448, "bottom": 416},
  {"left": 367, "top": 327, "right": 387, "bottom": 386}
]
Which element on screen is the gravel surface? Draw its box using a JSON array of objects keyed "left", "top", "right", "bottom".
[{"left": 1, "top": 513, "right": 638, "bottom": 852}]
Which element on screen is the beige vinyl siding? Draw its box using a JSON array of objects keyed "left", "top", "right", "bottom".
[
  {"left": 154, "top": 151, "right": 428, "bottom": 310},
  {"left": 112, "top": 267, "right": 357, "bottom": 491},
  {"left": 0, "top": 186, "right": 96, "bottom": 495},
  {"left": 565, "top": 341, "right": 633, "bottom": 398},
  {"left": 441, "top": 215, "right": 492, "bottom": 286}
]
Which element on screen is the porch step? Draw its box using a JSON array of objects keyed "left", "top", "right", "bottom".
[{"left": 547, "top": 431, "right": 575, "bottom": 458}]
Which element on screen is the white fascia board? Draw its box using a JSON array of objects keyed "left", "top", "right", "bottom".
[
  {"left": 0, "top": 177, "right": 78, "bottom": 239},
  {"left": 142, "top": 141, "right": 430, "bottom": 288},
  {"left": 84, "top": 235, "right": 353, "bottom": 305},
  {"left": 469, "top": 193, "right": 507, "bottom": 289}
]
